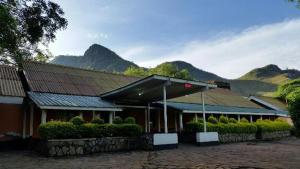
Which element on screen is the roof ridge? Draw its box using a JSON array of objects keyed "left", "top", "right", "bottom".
[{"left": 22, "top": 61, "right": 140, "bottom": 78}]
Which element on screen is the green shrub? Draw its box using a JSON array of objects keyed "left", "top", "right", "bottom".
[
  {"left": 228, "top": 118, "right": 237, "bottom": 123},
  {"left": 185, "top": 122, "right": 204, "bottom": 132},
  {"left": 208, "top": 115, "right": 218, "bottom": 124},
  {"left": 191, "top": 117, "right": 204, "bottom": 123},
  {"left": 116, "top": 124, "right": 143, "bottom": 137},
  {"left": 185, "top": 122, "right": 257, "bottom": 134},
  {"left": 255, "top": 120, "right": 292, "bottom": 135},
  {"left": 240, "top": 117, "right": 249, "bottom": 123},
  {"left": 39, "top": 121, "right": 79, "bottom": 139},
  {"left": 219, "top": 115, "right": 229, "bottom": 124},
  {"left": 70, "top": 116, "right": 85, "bottom": 125},
  {"left": 113, "top": 116, "right": 123, "bottom": 124},
  {"left": 91, "top": 118, "right": 105, "bottom": 124},
  {"left": 124, "top": 117, "right": 136, "bottom": 124}
]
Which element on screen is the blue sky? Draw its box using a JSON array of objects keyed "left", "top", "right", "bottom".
[{"left": 50, "top": 0, "right": 300, "bottom": 79}]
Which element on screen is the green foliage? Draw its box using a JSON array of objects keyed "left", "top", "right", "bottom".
[
  {"left": 124, "top": 66, "right": 148, "bottom": 77},
  {"left": 115, "top": 124, "right": 143, "bottom": 137},
  {"left": 255, "top": 120, "right": 292, "bottom": 136},
  {"left": 113, "top": 116, "right": 123, "bottom": 124},
  {"left": 185, "top": 122, "right": 257, "bottom": 134},
  {"left": 208, "top": 115, "right": 218, "bottom": 124},
  {"left": 0, "top": 0, "right": 67, "bottom": 67},
  {"left": 69, "top": 116, "right": 85, "bottom": 125},
  {"left": 228, "top": 118, "right": 238, "bottom": 123},
  {"left": 38, "top": 121, "right": 78, "bottom": 139},
  {"left": 39, "top": 122, "right": 143, "bottom": 139},
  {"left": 277, "top": 79, "right": 300, "bottom": 134},
  {"left": 219, "top": 115, "right": 229, "bottom": 124},
  {"left": 124, "top": 117, "right": 136, "bottom": 124},
  {"left": 277, "top": 78, "right": 300, "bottom": 101},
  {"left": 240, "top": 117, "right": 249, "bottom": 123},
  {"left": 123, "top": 62, "right": 192, "bottom": 80},
  {"left": 191, "top": 117, "right": 203, "bottom": 123},
  {"left": 91, "top": 118, "right": 105, "bottom": 125}
]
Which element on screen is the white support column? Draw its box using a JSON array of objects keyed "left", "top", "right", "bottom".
[
  {"left": 194, "top": 113, "right": 198, "bottom": 121},
  {"left": 260, "top": 115, "right": 263, "bottom": 120},
  {"left": 250, "top": 115, "right": 253, "bottom": 123},
  {"left": 22, "top": 110, "right": 27, "bottom": 139},
  {"left": 29, "top": 104, "right": 34, "bottom": 137},
  {"left": 201, "top": 90, "right": 207, "bottom": 132},
  {"left": 41, "top": 109, "right": 47, "bottom": 124},
  {"left": 163, "top": 85, "right": 168, "bottom": 133},
  {"left": 79, "top": 112, "right": 83, "bottom": 118},
  {"left": 238, "top": 114, "right": 241, "bottom": 122},
  {"left": 109, "top": 112, "right": 113, "bottom": 124},
  {"left": 179, "top": 112, "right": 183, "bottom": 132},
  {"left": 158, "top": 111, "right": 161, "bottom": 132},
  {"left": 148, "top": 103, "right": 151, "bottom": 133},
  {"left": 113, "top": 111, "right": 116, "bottom": 118}
]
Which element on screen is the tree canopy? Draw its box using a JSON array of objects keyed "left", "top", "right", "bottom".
[
  {"left": 0, "top": 0, "right": 67, "bottom": 67},
  {"left": 124, "top": 63, "right": 192, "bottom": 80},
  {"left": 277, "top": 78, "right": 300, "bottom": 135}
]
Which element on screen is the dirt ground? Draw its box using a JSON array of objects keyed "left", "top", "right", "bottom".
[{"left": 0, "top": 137, "right": 300, "bottom": 169}]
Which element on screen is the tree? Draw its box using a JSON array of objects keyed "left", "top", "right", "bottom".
[
  {"left": 289, "top": 0, "right": 300, "bottom": 8},
  {"left": 124, "top": 66, "right": 148, "bottom": 77},
  {"left": 0, "top": 0, "right": 67, "bottom": 67},
  {"left": 124, "top": 63, "right": 193, "bottom": 80},
  {"left": 277, "top": 78, "right": 300, "bottom": 136}
]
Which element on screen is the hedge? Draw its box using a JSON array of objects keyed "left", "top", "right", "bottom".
[
  {"left": 255, "top": 120, "right": 292, "bottom": 134},
  {"left": 39, "top": 121, "right": 143, "bottom": 139},
  {"left": 185, "top": 122, "right": 257, "bottom": 134}
]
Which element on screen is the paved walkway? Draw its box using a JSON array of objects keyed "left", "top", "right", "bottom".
[{"left": 0, "top": 137, "right": 300, "bottom": 169}]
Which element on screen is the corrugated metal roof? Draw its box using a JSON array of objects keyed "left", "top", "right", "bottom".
[
  {"left": 169, "top": 88, "right": 262, "bottom": 109},
  {"left": 28, "top": 92, "right": 121, "bottom": 111},
  {"left": 165, "top": 102, "right": 288, "bottom": 116},
  {"left": 255, "top": 96, "right": 288, "bottom": 111},
  {"left": 23, "top": 61, "right": 140, "bottom": 96},
  {"left": 0, "top": 65, "right": 25, "bottom": 97}
]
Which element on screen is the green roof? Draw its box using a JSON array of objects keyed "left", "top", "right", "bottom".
[{"left": 166, "top": 102, "right": 288, "bottom": 116}]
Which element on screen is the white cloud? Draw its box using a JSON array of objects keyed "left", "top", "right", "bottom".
[
  {"left": 87, "top": 33, "right": 108, "bottom": 39},
  {"left": 137, "top": 18, "right": 300, "bottom": 79}
]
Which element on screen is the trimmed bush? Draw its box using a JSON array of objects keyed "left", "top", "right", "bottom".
[
  {"left": 70, "top": 116, "right": 85, "bottom": 125},
  {"left": 116, "top": 124, "right": 143, "bottom": 137},
  {"left": 124, "top": 117, "right": 136, "bottom": 124},
  {"left": 240, "top": 117, "right": 249, "bottom": 123},
  {"left": 39, "top": 121, "right": 79, "bottom": 139},
  {"left": 208, "top": 115, "right": 218, "bottom": 124},
  {"left": 185, "top": 122, "right": 257, "bottom": 134},
  {"left": 191, "top": 117, "right": 204, "bottom": 123},
  {"left": 228, "top": 118, "right": 238, "bottom": 123},
  {"left": 113, "top": 116, "right": 123, "bottom": 124},
  {"left": 219, "top": 115, "right": 229, "bottom": 124},
  {"left": 91, "top": 118, "right": 105, "bottom": 124},
  {"left": 255, "top": 120, "right": 292, "bottom": 134},
  {"left": 39, "top": 121, "right": 143, "bottom": 139}
]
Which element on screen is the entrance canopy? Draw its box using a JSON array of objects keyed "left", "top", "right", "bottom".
[{"left": 101, "top": 75, "right": 217, "bottom": 104}]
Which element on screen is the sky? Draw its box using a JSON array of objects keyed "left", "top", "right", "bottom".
[{"left": 49, "top": 0, "right": 300, "bottom": 79}]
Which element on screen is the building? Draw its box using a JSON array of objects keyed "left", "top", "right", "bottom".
[
  {"left": 0, "top": 61, "right": 290, "bottom": 140},
  {"left": 0, "top": 65, "right": 25, "bottom": 141}
]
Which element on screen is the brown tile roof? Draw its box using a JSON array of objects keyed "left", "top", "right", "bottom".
[
  {"left": 22, "top": 61, "right": 140, "bottom": 96},
  {"left": 169, "top": 88, "right": 262, "bottom": 108},
  {"left": 0, "top": 65, "right": 25, "bottom": 97},
  {"left": 255, "top": 96, "right": 288, "bottom": 111}
]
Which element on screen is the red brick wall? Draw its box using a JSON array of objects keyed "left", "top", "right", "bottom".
[{"left": 0, "top": 104, "right": 23, "bottom": 136}]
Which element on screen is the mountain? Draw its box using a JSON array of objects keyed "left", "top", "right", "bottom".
[
  {"left": 239, "top": 64, "right": 300, "bottom": 84},
  {"left": 167, "top": 61, "right": 225, "bottom": 81},
  {"left": 52, "top": 44, "right": 300, "bottom": 97},
  {"left": 52, "top": 44, "right": 137, "bottom": 72}
]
